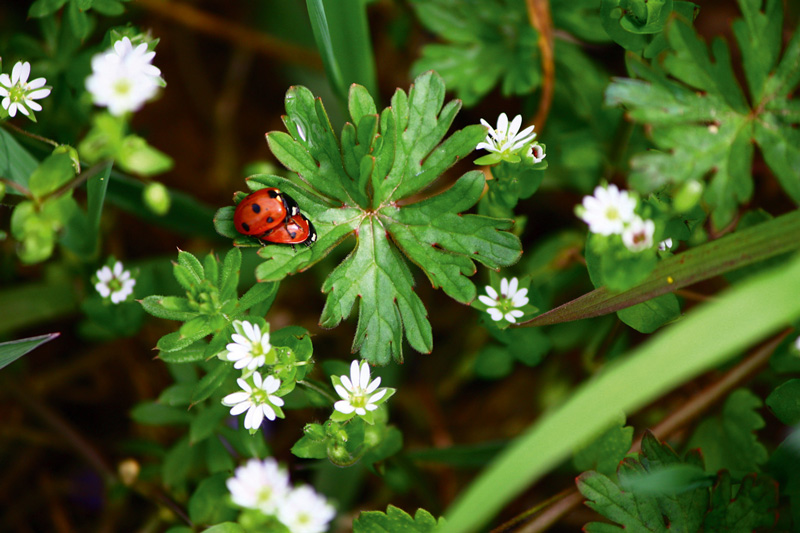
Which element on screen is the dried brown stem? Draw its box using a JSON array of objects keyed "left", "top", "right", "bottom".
[{"left": 525, "top": 0, "right": 554, "bottom": 132}]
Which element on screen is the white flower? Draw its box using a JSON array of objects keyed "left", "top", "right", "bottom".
[
  {"left": 658, "top": 238, "right": 673, "bottom": 251},
  {"left": 795, "top": 336, "right": 800, "bottom": 352},
  {"left": 526, "top": 143, "right": 546, "bottom": 163},
  {"left": 226, "top": 458, "right": 290, "bottom": 514},
  {"left": 277, "top": 485, "right": 336, "bottom": 533},
  {"left": 476, "top": 113, "right": 537, "bottom": 155},
  {"left": 86, "top": 37, "right": 161, "bottom": 116},
  {"left": 579, "top": 184, "right": 637, "bottom": 236},
  {"left": 333, "top": 360, "right": 388, "bottom": 416},
  {"left": 95, "top": 261, "right": 136, "bottom": 304},
  {"left": 479, "top": 276, "right": 529, "bottom": 323},
  {"left": 622, "top": 216, "right": 656, "bottom": 252},
  {"left": 0, "top": 61, "right": 51, "bottom": 118},
  {"left": 224, "top": 320, "right": 271, "bottom": 370},
  {"left": 222, "top": 372, "right": 284, "bottom": 431}
]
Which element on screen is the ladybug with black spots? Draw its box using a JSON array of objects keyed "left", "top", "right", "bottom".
[
  {"left": 262, "top": 213, "right": 317, "bottom": 247},
  {"left": 233, "top": 188, "right": 298, "bottom": 237}
]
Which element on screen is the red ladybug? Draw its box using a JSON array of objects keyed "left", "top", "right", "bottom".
[
  {"left": 262, "top": 213, "right": 317, "bottom": 246},
  {"left": 234, "top": 188, "right": 298, "bottom": 237}
]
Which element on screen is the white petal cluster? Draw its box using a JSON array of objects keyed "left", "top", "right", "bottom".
[
  {"left": 226, "top": 458, "right": 290, "bottom": 514},
  {"left": 479, "top": 277, "right": 528, "bottom": 323},
  {"left": 477, "top": 113, "right": 537, "bottom": 155},
  {"left": 0, "top": 61, "right": 51, "bottom": 118},
  {"left": 277, "top": 485, "right": 337, "bottom": 533},
  {"left": 658, "top": 237, "right": 673, "bottom": 251},
  {"left": 333, "top": 360, "right": 388, "bottom": 416},
  {"left": 224, "top": 320, "right": 271, "bottom": 370},
  {"left": 86, "top": 37, "right": 162, "bottom": 115},
  {"left": 226, "top": 458, "right": 336, "bottom": 533},
  {"left": 579, "top": 184, "right": 637, "bottom": 236},
  {"left": 222, "top": 372, "right": 284, "bottom": 430},
  {"left": 622, "top": 217, "right": 655, "bottom": 252},
  {"left": 95, "top": 261, "right": 136, "bottom": 304}
]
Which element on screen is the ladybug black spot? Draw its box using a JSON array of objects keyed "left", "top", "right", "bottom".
[
  {"left": 267, "top": 216, "right": 274, "bottom": 223},
  {"left": 289, "top": 230, "right": 297, "bottom": 238},
  {"left": 251, "top": 203, "right": 261, "bottom": 213},
  {"left": 241, "top": 222, "right": 250, "bottom": 232}
]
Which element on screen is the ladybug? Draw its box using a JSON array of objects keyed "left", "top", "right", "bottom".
[
  {"left": 262, "top": 213, "right": 317, "bottom": 246},
  {"left": 233, "top": 188, "right": 299, "bottom": 237}
]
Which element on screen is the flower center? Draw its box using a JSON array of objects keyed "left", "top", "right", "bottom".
[
  {"left": 9, "top": 85, "right": 26, "bottom": 102},
  {"left": 605, "top": 206, "right": 620, "bottom": 221},
  {"left": 256, "top": 486, "right": 273, "bottom": 505},
  {"left": 632, "top": 231, "right": 646, "bottom": 245},
  {"left": 108, "top": 278, "right": 123, "bottom": 293},
  {"left": 349, "top": 388, "right": 368, "bottom": 408},
  {"left": 113, "top": 78, "right": 132, "bottom": 96}
]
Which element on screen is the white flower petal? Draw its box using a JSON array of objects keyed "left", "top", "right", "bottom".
[
  {"left": 500, "top": 277, "right": 509, "bottom": 296},
  {"left": 229, "top": 401, "right": 251, "bottom": 415},
  {"left": 358, "top": 361, "right": 371, "bottom": 389},
  {"left": 334, "top": 400, "right": 355, "bottom": 414},
  {"left": 484, "top": 285, "right": 498, "bottom": 300},
  {"left": 95, "top": 282, "right": 111, "bottom": 297},
  {"left": 478, "top": 295, "right": 498, "bottom": 307},
  {"left": 333, "top": 384, "right": 350, "bottom": 400},
  {"left": 487, "top": 308, "right": 504, "bottom": 321}
]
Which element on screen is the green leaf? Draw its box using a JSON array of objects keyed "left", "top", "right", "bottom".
[
  {"left": 159, "top": 343, "right": 208, "bottom": 364},
  {"left": 440, "top": 253, "right": 800, "bottom": 533},
  {"left": 200, "top": 523, "right": 247, "bottom": 533},
  {"left": 578, "top": 431, "right": 709, "bottom": 532},
  {"left": 523, "top": 209, "right": 800, "bottom": 327},
  {"left": 28, "top": 152, "right": 76, "bottom": 200},
  {"left": 688, "top": 388, "right": 768, "bottom": 475},
  {"left": 0, "top": 282, "right": 77, "bottom": 335},
  {"left": 616, "top": 293, "right": 680, "bottom": 333},
  {"left": 703, "top": 471, "right": 777, "bottom": 530},
  {"left": 188, "top": 473, "right": 238, "bottom": 525},
  {"left": 66, "top": 0, "right": 91, "bottom": 40},
  {"left": 117, "top": 135, "right": 174, "bottom": 176},
  {"left": 140, "top": 295, "right": 197, "bottom": 321},
  {"left": 354, "top": 505, "right": 442, "bottom": 533},
  {"left": 189, "top": 404, "right": 227, "bottom": 444},
  {"left": 130, "top": 401, "right": 192, "bottom": 425},
  {"left": 91, "top": 0, "right": 125, "bottom": 15},
  {"left": 163, "top": 436, "right": 195, "bottom": 490},
  {"left": 28, "top": 0, "right": 68, "bottom": 17},
  {"left": 306, "top": 0, "right": 377, "bottom": 103},
  {"left": 606, "top": 7, "right": 800, "bottom": 228},
  {"left": 191, "top": 361, "right": 234, "bottom": 404},
  {"left": 244, "top": 72, "right": 521, "bottom": 364},
  {"left": 409, "top": 0, "right": 539, "bottom": 106},
  {"left": 0, "top": 129, "right": 38, "bottom": 194},
  {"left": 766, "top": 379, "right": 800, "bottom": 426},
  {"left": 573, "top": 414, "right": 633, "bottom": 477},
  {"left": 85, "top": 161, "right": 113, "bottom": 256},
  {"left": 0, "top": 332, "right": 59, "bottom": 371}
]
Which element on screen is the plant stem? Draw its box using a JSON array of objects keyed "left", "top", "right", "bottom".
[
  {"left": 526, "top": 0, "right": 554, "bottom": 132},
  {"left": 2, "top": 121, "right": 59, "bottom": 148}
]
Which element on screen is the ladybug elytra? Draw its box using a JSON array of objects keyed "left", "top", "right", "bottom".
[
  {"left": 262, "top": 213, "right": 317, "bottom": 246},
  {"left": 233, "top": 188, "right": 299, "bottom": 237}
]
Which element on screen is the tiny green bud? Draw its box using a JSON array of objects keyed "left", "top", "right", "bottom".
[
  {"left": 0, "top": 181, "right": 6, "bottom": 202},
  {"left": 143, "top": 181, "right": 171, "bottom": 216},
  {"left": 674, "top": 180, "right": 703, "bottom": 213},
  {"left": 52, "top": 145, "right": 81, "bottom": 174},
  {"left": 304, "top": 423, "right": 326, "bottom": 441}
]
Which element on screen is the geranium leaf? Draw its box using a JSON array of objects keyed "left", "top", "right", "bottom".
[
  {"left": 354, "top": 505, "right": 442, "bottom": 533},
  {"left": 219, "top": 72, "right": 521, "bottom": 364}
]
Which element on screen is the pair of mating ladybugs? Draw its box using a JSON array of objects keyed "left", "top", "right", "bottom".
[{"left": 233, "top": 187, "right": 317, "bottom": 246}]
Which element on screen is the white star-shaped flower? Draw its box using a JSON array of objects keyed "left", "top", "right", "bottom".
[
  {"left": 579, "top": 184, "right": 637, "bottom": 236},
  {"left": 622, "top": 216, "right": 655, "bottom": 252},
  {"left": 226, "top": 458, "right": 290, "bottom": 514},
  {"left": 526, "top": 143, "right": 546, "bottom": 163},
  {"left": 222, "top": 372, "right": 284, "bottom": 431},
  {"left": 95, "top": 261, "right": 136, "bottom": 304},
  {"left": 85, "top": 36, "right": 162, "bottom": 116},
  {"left": 277, "top": 485, "right": 336, "bottom": 533},
  {"left": 0, "top": 61, "right": 51, "bottom": 118},
  {"left": 479, "top": 276, "right": 529, "bottom": 323},
  {"left": 224, "top": 320, "right": 271, "bottom": 370},
  {"left": 476, "top": 113, "right": 537, "bottom": 155},
  {"left": 333, "top": 360, "right": 388, "bottom": 416}
]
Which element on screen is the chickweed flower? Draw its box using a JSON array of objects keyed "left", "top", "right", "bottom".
[
  {"left": 222, "top": 372, "right": 285, "bottom": 431},
  {"left": 95, "top": 261, "right": 136, "bottom": 304},
  {"left": 622, "top": 216, "right": 655, "bottom": 252},
  {"left": 86, "top": 37, "right": 162, "bottom": 115},
  {"left": 526, "top": 142, "right": 546, "bottom": 164},
  {"left": 277, "top": 485, "right": 336, "bottom": 533},
  {"left": 658, "top": 238, "right": 673, "bottom": 251},
  {"left": 333, "top": 360, "right": 391, "bottom": 417},
  {"left": 578, "top": 184, "right": 637, "bottom": 236},
  {"left": 477, "top": 113, "right": 537, "bottom": 156},
  {"left": 479, "top": 277, "right": 529, "bottom": 323},
  {"left": 0, "top": 61, "right": 51, "bottom": 118},
  {"left": 224, "top": 320, "right": 273, "bottom": 371},
  {"left": 226, "top": 458, "right": 290, "bottom": 515}
]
